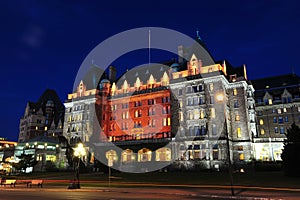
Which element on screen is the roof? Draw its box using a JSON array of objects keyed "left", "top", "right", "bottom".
[
  {"left": 251, "top": 74, "right": 300, "bottom": 90},
  {"left": 25, "top": 136, "right": 59, "bottom": 144},
  {"left": 251, "top": 74, "right": 300, "bottom": 99},
  {"left": 27, "top": 89, "right": 65, "bottom": 126}
]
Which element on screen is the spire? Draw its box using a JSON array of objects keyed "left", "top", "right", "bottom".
[{"left": 196, "top": 29, "right": 201, "bottom": 41}]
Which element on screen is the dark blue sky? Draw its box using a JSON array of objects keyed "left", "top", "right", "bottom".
[{"left": 1, "top": 0, "right": 299, "bottom": 141}]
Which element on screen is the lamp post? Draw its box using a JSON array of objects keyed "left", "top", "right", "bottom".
[
  {"left": 73, "top": 143, "right": 86, "bottom": 189},
  {"left": 216, "top": 93, "right": 234, "bottom": 196}
]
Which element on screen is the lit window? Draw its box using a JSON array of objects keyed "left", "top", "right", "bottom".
[
  {"left": 210, "top": 108, "right": 215, "bottom": 118},
  {"left": 260, "top": 128, "right": 265, "bottom": 135},
  {"left": 209, "top": 83, "right": 214, "bottom": 91},
  {"left": 239, "top": 153, "right": 244, "bottom": 161},
  {"left": 35, "top": 126, "right": 38, "bottom": 130},
  {"left": 259, "top": 119, "right": 264, "bottom": 125},
  {"left": 237, "top": 127, "right": 241, "bottom": 138},
  {"left": 179, "top": 112, "right": 183, "bottom": 122},
  {"left": 179, "top": 100, "right": 183, "bottom": 108},
  {"left": 268, "top": 99, "right": 273, "bottom": 105},
  {"left": 278, "top": 109, "right": 282, "bottom": 114},
  {"left": 274, "top": 127, "right": 278, "bottom": 133},
  {"left": 235, "top": 113, "right": 240, "bottom": 121},
  {"left": 233, "top": 88, "right": 237, "bottom": 96},
  {"left": 200, "top": 110, "right": 205, "bottom": 119},
  {"left": 44, "top": 126, "right": 48, "bottom": 131},
  {"left": 283, "top": 108, "right": 287, "bottom": 113}
]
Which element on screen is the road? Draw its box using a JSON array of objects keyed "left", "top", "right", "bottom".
[{"left": 1, "top": 186, "right": 300, "bottom": 200}]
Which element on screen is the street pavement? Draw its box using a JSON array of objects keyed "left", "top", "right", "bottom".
[{"left": 1, "top": 184, "right": 300, "bottom": 200}]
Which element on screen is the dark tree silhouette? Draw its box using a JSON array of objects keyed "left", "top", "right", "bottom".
[
  {"left": 281, "top": 123, "right": 300, "bottom": 176},
  {"left": 12, "top": 154, "right": 38, "bottom": 172}
]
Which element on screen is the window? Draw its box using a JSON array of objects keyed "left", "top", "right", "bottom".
[
  {"left": 201, "top": 126, "right": 206, "bottom": 135},
  {"left": 148, "top": 108, "right": 155, "bottom": 116},
  {"left": 278, "top": 109, "right": 282, "bottom": 114},
  {"left": 268, "top": 99, "right": 273, "bottom": 105},
  {"left": 194, "top": 126, "right": 200, "bottom": 136},
  {"left": 163, "top": 117, "right": 171, "bottom": 126},
  {"left": 212, "top": 145, "right": 218, "bottom": 160},
  {"left": 179, "top": 100, "right": 183, "bottom": 108},
  {"left": 233, "top": 88, "right": 237, "bottom": 96},
  {"left": 212, "top": 124, "right": 217, "bottom": 136},
  {"left": 200, "top": 110, "right": 205, "bottom": 119},
  {"left": 210, "top": 108, "right": 215, "bottom": 118},
  {"left": 134, "top": 110, "right": 141, "bottom": 118},
  {"left": 237, "top": 127, "right": 241, "bottom": 138},
  {"left": 193, "top": 97, "right": 198, "bottom": 105},
  {"left": 274, "top": 127, "right": 278, "bottom": 133},
  {"left": 148, "top": 99, "right": 155, "bottom": 105},
  {"left": 273, "top": 117, "right": 277, "bottom": 123},
  {"left": 198, "top": 85, "right": 203, "bottom": 92},
  {"left": 189, "top": 111, "right": 194, "bottom": 120},
  {"left": 298, "top": 107, "right": 300, "bottom": 112},
  {"left": 260, "top": 128, "right": 265, "bottom": 135},
  {"left": 162, "top": 97, "right": 170, "bottom": 103},
  {"left": 135, "top": 101, "right": 142, "bottom": 107},
  {"left": 179, "top": 111, "right": 183, "bottom": 121},
  {"left": 259, "top": 119, "right": 264, "bottom": 125},
  {"left": 235, "top": 112, "right": 240, "bottom": 121},
  {"left": 148, "top": 119, "right": 155, "bottom": 127},
  {"left": 192, "top": 85, "right": 198, "bottom": 93},
  {"left": 283, "top": 108, "right": 287, "bottom": 113},
  {"left": 234, "top": 100, "right": 239, "bottom": 108},
  {"left": 257, "top": 111, "right": 262, "bottom": 116},
  {"left": 239, "top": 154, "right": 244, "bottom": 161},
  {"left": 189, "top": 127, "right": 193, "bottom": 136},
  {"left": 199, "top": 96, "right": 204, "bottom": 105},
  {"left": 280, "top": 126, "right": 285, "bottom": 134},
  {"left": 187, "top": 98, "right": 193, "bottom": 106},
  {"left": 278, "top": 117, "right": 283, "bottom": 124},
  {"left": 209, "top": 83, "right": 213, "bottom": 91},
  {"left": 178, "top": 89, "right": 182, "bottom": 96},
  {"left": 210, "top": 96, "right": 214, "bottom": 104},
  {"left": 285, "top": 116, "right": 288, "bottom": 122},
  {"left": 186, "top": 86, "right": 192, "bottom": 93}
]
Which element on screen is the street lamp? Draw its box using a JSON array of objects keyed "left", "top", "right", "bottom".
[
  {"left": 216, "top": 92, "right": 234, "bottom": 196},
  {"left": 73, "top": 143, "right": 86, "bottom": 189}
]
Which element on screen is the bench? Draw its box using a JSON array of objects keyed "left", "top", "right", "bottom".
[
  {"left": 28, "top": 180, "right": 43, "bottom": 188},
  {"left": 1, "top": 179, "right": 16, "bottom": 187},
  {"left": 15, "top": 180, "right": 32, "bottom": 187}
]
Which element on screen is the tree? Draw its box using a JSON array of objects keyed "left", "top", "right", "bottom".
[
  {"left": 281, "top": 123, "right": 300, "bottom": 176},
  {"left": 12, "top": 154, "right": 38, "bottom": 172}
]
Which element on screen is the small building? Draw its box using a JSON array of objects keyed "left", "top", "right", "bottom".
[{"left": 14, "top": 136, "right": 67, "bottom": 172}]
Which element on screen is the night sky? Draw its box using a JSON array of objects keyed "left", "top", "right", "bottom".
[{"left": 1, "top": 0, "right": 300, "bottom": 141}]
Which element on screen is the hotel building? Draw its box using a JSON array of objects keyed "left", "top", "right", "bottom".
[
  {"left": 65, "top": 39, "right": 256, "bottom": 171},
  {"left": 252, "top": 74, "right": 300, "bottom": 162}
]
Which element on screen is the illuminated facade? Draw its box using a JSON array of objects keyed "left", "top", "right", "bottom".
[
  {"left": 252, "top": 74, "right": 300, "bottom": 161},
  {"left": 64, "top": 39, "right": 256, "bottom": 171},
  {"left": 18, "top": 89, "right": 65, "bottom": 143}
]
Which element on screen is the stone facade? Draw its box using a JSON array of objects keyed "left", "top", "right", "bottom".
[{"left": 252, "top": 74, "right": 300, "bottom": 161}]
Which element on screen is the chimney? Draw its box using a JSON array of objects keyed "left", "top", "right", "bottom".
[{"left": 109, "top": 66, "right": 117, "bottom": 82}]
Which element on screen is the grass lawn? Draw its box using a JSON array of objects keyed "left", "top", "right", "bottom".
[{"left": 8, "top": 170, "right": 300, "bottom": 189}]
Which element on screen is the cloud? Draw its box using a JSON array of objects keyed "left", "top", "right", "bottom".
[{"left": 21, "top": 24, "right": 44, "bottom": 48}]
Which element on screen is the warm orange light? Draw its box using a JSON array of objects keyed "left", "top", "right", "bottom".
[{"left": 216, "top": 93, "right": 224, "bottom": 102}]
